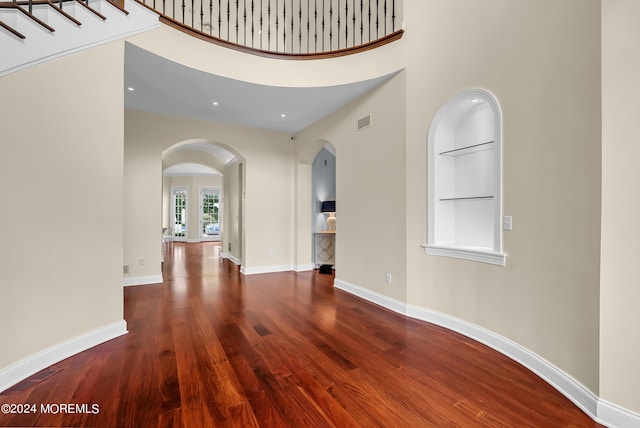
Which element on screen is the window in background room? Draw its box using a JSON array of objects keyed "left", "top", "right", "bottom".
[
  {"left": 200, "top": 188, "right": 221, "bottom": 241},
  {"left": 171, "top": 187, "right": 188, "bottom": 241}
]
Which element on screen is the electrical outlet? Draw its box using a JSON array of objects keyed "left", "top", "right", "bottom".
[
  {"left": 386, "top": 273, "right": 392, "bottom": 285},
  {"left": 123, "top": 265, "right": 129, "bottom": 274},
  {"left": 138, "top": 258, "right": 145, "bottom": 266}
]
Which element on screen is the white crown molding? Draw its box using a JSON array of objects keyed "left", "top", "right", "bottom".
[
  {"left": 333, "top": 278, "right": 640, "bottom": 428},
  {"left": 0, "top": 320, "right": 127, "bottom": 393},
  {"left": 123, "top": 274, "right": 163, "bottom": 287}
]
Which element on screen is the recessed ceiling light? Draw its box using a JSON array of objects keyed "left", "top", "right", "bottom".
[
  {"left": 281, "top": 113, "right": 287, "bottom": 118},
  {"left": 212, "top": 101, "right": 219, "bottom": 106},
  {"left": 471, "top": 98, "right": 480, "bottom": 103},
  {"left": 127, "top": 87, "right": 134, "bottom": 92}
]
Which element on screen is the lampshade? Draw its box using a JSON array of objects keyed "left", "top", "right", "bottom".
[{"left": 320, "top": 200, "right": 336, "bottom": 213}]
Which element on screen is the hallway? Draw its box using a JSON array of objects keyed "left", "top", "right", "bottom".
[{"left": 0, "top": 243, "right": 602, "bottom": 427}]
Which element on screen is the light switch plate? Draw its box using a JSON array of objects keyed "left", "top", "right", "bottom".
[{"left": 503, "top": 216, "right": 513, "bottom": 231}]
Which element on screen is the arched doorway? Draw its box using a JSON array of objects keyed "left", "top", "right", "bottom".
[
  {"left": 163, "top": 162, "right": 222, "bottom": 243},
  {"left": 312, "top": 143, "right": 336, "bottom": 271},
  {"left": 161, "top": 140, "right": 245, "bottom": 266}
]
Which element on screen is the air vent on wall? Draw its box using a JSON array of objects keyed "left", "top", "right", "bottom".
[{"left": 357, "top": 114, "right": 372, "bottom": 131}]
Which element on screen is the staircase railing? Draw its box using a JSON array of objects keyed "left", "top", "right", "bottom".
[
  {"left": 1, "top": 0, "right": 159, "bottom": 77},
  {"left": 137, "top": 0, "right": 403, "bottom": 58},
  {"left": 0, "top": 0, "right": 127, "bottom": 36}
]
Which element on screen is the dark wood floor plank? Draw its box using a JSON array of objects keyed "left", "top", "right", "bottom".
[
  {"left": 256, "top": 333, "right": 362, "bottom": 428},
  {"left": 264, "top": 302, "right": 497, "bottom": 426},
  {"left": 0, "top": 242, "right": 603, "bottom": 427},
  {"left": 217, "top": 322, "right": 289, "bottom": 427},
  {"left": 172, "top": 310, "right": 228, "bottom": 427},
  {"left": 157, "top": 407, "right": 183, "bottom": 428}
]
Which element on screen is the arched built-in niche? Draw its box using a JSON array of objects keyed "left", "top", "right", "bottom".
[{"left": 426, "top": 89, "right": 506, "bottom": 266}]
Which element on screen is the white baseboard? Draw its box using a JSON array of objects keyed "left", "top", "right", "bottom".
[
  {"left": 334, "top": 278, "right": 407, "bottom": 314},
  {"left": 221, "top": 252, "right": 242, "bottom": 266},
  {"left": 295, "top": 263, "right": 315, "bottom": 272},
  {"left": 123, "top": 275, "right": 163, "bottom": 287},
  {"left": 241, "top": 264, "right": 294, "bottom": 275},
  {"left": 333, "top": 278, "right": 640, "bottom": 428},
  {"left": 404, "top": 302, "right": 600, "bottom": 421},
  {"left": 598, "top": 399, "right": 640, "bottom": 428},
  {"left": 220, "top": 253, "right": 307, "bottom": 275},
  {"left": 0, "top": 320, "right": 128, "bottom": 393}
]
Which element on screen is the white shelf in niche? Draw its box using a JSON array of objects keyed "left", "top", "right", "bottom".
[
  {"left": 427, "top": 89, "right": 505, "bottom": 266},
  {"left": 439, "top": 141, "right": 495, "bottom": 157},
  {"left": 439, "top": 195, "right": 494, "bottom": 201},
  {"left": 424, "top": 245, "right": 506, "bottom": 266}
]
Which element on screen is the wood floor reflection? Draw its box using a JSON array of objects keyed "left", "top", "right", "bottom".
[{"left": 0, "top": 242, "right": 603, "bottom": 427}]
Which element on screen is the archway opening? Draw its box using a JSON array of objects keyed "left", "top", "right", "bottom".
[
  {"left": 163, "top": 162, "right": 222, "bottom": 243},
  {"left": 312, "top": 143, "right": 336, "bottom": 272},
  {"left": 161, "top": 140, "right": 246, "bottom": 267}
]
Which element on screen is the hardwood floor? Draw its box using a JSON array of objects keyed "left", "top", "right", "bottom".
[{"left": 0, "top": 242, "right": 603, "bottom": 427}]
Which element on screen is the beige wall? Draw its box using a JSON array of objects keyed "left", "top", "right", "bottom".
[
  {"left": 295, "top": 0, "right": 603, "bottom": 399},
  {"left": 121, "top": 5, "right": 640, "bottom": 417},
  {"left": 223, "top": 162, "right": 243, "bottom": 262},
  {"left": 124, "top": 120, "right": 163, "bottom": 280},
  {"left": 294, "top": 163, "right": 313, "bottom": 268},
  {"left": 297, "top": 72, "right": 408, "bottom": 302},
  {"left": 601, "top": 0, "right": 640, "bottom": 414},
  {"left": 0, "top": 44, "right": 125, "bottom": 369},
  {"left": 124, "top": 110, "right": 295, "bottom": 276},
  {"left": 403, "top": 0, "right": 602, "bottom": 393},
  {"left": 4, "top": 0, "right": 639, "bottom": 419}
]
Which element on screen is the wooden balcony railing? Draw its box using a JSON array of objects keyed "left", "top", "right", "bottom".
[{"left": 137, "top": 0, "right": 403, "bottom": 59}]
